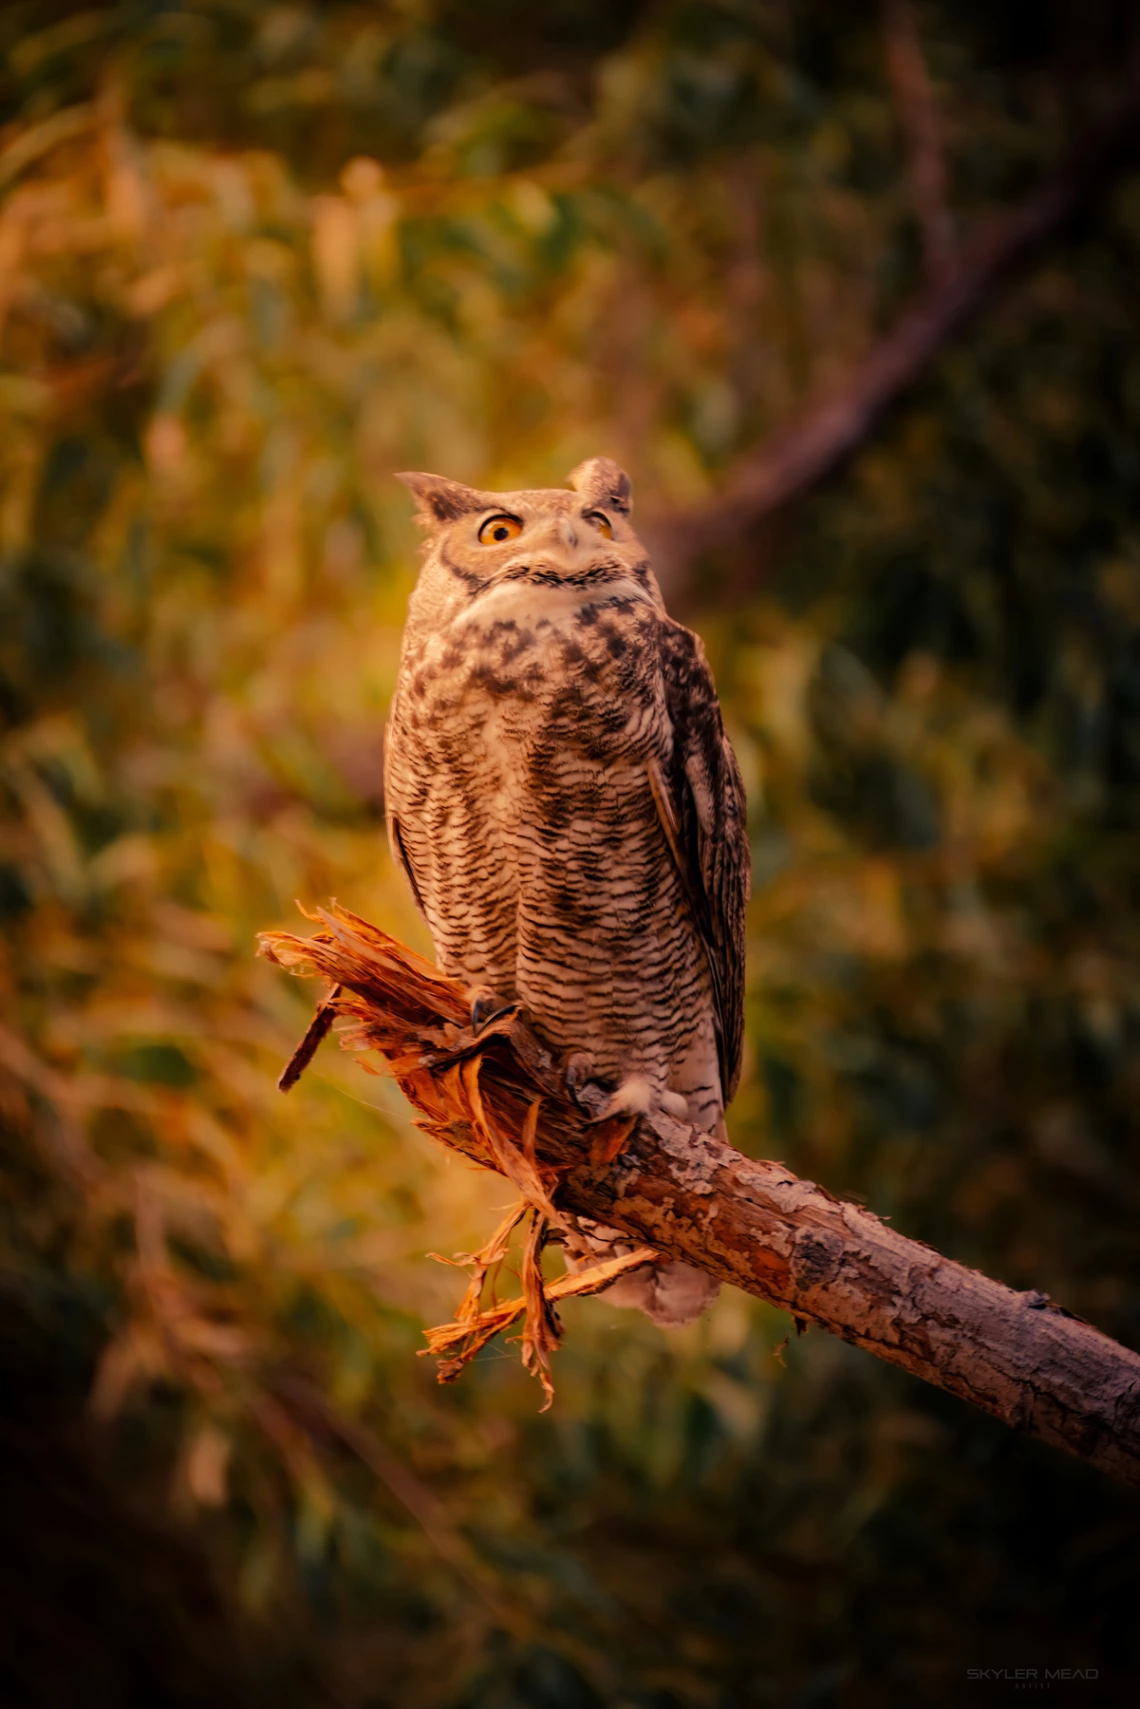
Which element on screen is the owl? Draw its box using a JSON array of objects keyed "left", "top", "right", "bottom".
[{"left": 384, "top": 458, "right": 750, "bottom": 1325}]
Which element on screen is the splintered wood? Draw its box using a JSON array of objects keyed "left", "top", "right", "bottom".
[{"left": 259, "top": 903, "right": 654, "bottom": 1406}]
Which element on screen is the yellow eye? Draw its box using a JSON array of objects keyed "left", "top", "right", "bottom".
[
  {"left": 478, "top": 514, "right": 522, "bottom": 545},
  {"left": 587, "top": 512, "right": 613, "bottom": 539}
]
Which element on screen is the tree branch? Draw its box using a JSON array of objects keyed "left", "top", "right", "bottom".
[
  {"left": 647, "top": 68, "right": 1140, "bottom": 590},
  {"left": 560, "top": 1117, "right": 1140, "bottom": 1488},
  {"left": 259, "top": 907, "right": 1140, "bottom": 1490},
  {"left": 881, "top": 0, "right": 956, "bottom": 284}
]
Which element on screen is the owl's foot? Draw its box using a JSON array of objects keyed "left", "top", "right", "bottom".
[
  {"left": 468, "top": 987, "right": 516, "bottom": 1034},
  {"left": 564, "top": 1054, "right": 654, "bottom": 1123},
  {"left": 563, "top": 1055, "right": 690, "bottom": 1125}
]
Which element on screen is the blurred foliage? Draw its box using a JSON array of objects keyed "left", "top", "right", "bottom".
[{"left": 2, "top": 1, "right": 1140, "bottom": 1705}]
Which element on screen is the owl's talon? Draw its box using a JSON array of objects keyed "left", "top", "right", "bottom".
[
  {"left": 564, "top": 1053, "right": 605, "bottom": 1119},
  {"left": 470, "top": 988, "right": 515, "bottom": 1034},
  {"left": 567, "top": 1079, "right": 611, "bottom": 1122},
  {"left": 564, "top": 1054, "right": 652, "bottom": 1123}
]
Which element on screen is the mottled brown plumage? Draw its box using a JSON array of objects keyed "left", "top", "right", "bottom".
[{"left": 384, "top": 459, "right": 750, "bottom": 1323}]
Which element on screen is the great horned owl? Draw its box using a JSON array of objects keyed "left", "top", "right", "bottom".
[{"left": 384, "top": 458, "right": 750, "bottom": 1325}]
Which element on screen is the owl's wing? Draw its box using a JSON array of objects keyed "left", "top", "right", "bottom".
[
  {"left": 650, "top": 620, "right": 751, "bottom": 1104},
  {"left": 389, "top": 812, "right": 427, "bottom": 918},
  {"left": 384, "top": 699, "right": 429, "bottom": 919}
]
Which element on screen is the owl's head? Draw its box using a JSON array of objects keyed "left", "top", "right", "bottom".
[{"left": 396, "top": 458, "right": 660, "bottom": 605}]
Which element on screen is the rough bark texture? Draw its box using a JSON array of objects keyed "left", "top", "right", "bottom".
[
  {"left": 259, "top": 907, "right": 1140, "bottom": 1489},
  {"left": 647, "top": 68, "right": 1140, "bottom": 588},
  {"left": 560, "top": 1111, "right": 1140, "bottom": 1489}
]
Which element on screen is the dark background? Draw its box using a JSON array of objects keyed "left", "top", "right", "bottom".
[{"left": 2, "top": 3, "right": 1139, "bottom": 1704}]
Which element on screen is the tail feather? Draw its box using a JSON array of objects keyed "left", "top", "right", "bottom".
[{"left": 566, "top": 1217, "right": 720, "bottom": 1328}]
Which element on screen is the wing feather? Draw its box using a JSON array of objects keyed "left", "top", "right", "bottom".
[
  {"left": 652, "top": 621, "right": 751, "bottom": 1103},
  {"left": 389, "top": 810, "right": 428, "bottom": 918}
]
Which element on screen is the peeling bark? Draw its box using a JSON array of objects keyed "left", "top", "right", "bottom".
[{"left": 259, "top": 908, "right": 1140, "bottom": 1489}]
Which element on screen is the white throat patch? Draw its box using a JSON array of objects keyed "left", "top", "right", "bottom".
[{"left": 461, "top": 575, "right": 651, "bottom": 631}]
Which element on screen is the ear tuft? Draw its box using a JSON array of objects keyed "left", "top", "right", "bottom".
[
  {"left": 567, "top": 457, "right": 633, "bottom": 516},
  {"left": 396, "top": 471, "right": 486, "bottom": 526}
]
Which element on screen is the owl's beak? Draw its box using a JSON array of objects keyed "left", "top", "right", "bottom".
[{"left": 521, "top": 512, "right": 599, "bottom": 573}]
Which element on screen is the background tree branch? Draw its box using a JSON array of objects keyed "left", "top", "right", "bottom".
[
  {"left": 260, "top": 908, "right": 1140, "bottom": 1493},
  {"left": 648, "top": 65, "right": 1140, "bottom": 591},
  {"left": 880, "top": 0, "right": 956, "bottom": 284}
]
